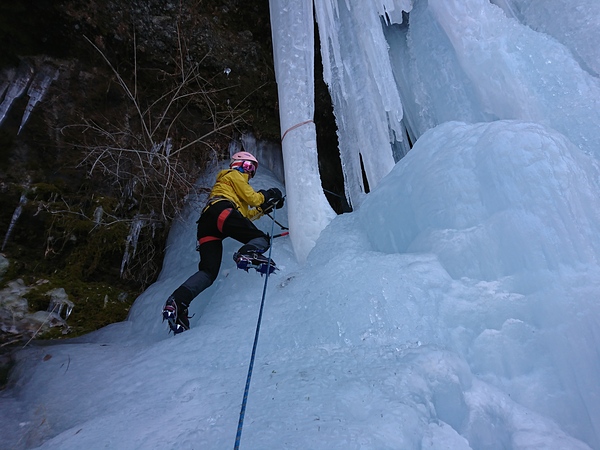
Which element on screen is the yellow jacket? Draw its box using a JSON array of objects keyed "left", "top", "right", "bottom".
[{"left": 208, "top": 169, "right": 265, "bottom": 219}]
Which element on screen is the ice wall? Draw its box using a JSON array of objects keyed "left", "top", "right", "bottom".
[
  {"left": 269, "top": 0, "right": 600, "bottom": 259},
  {"left": 361, "top": 120, "right": 600, "bottom": 282},
  {"left": 384, "top": 0, "right": 489, "bottom": 140},
  {"left": 493, "top": 0, "right": 600, "bottom": 77},
  {"left": 384, "top": 0, "right": 600, "bottom": 157}
]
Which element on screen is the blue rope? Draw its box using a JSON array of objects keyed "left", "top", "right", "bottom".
[{"left": 234, "top": 209, "right": 278, "bottom": 450}]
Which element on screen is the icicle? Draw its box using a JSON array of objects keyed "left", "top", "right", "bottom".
[
  {"left": 0, "top": 62, "right": 34, "bottom": 127},
  {"left": 46, "top": 288, "right": 75, "bottom": 321},
  {"left": 93, "top": 206, "right": 104, "bottom": 225},
  {"left": 148, "top": 138, "right": 173, "bottom": 163},
  {"left": 2, "top": 192, "right": 28, "bottom": 251},
  {"left": 148, "top": 141, "right": 162, "bottom": 164},
  {"left": 120, "top": 216, "right": 145, "bottom": 276},
  {"left": 0, "top": 68, "right": 14, "bottom": 101},
  {"left": 149, "top": 210, "right": 157, "bottom": 239},
  {"left": 377, "top": 0, "right": 413, "bottom": 25},
  {"left": 164, "top": 137, "right": 172, "bottom": 157},
  {"left": 18, "top": 66, "right": 59, "bottom": 135},
  {"left": 121, "top": 178, "right": 140, "bottom": 209}
]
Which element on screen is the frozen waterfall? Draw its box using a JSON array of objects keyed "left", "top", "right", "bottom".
[
  {"left": 2, "top": 1, "right": 600, "bottom": 449},
  {"left": 269, "top": 0, "right": 600, "bottom": 262}
]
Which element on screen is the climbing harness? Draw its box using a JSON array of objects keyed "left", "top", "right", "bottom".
[{"left": 233, "top": 209, "right": 278, "bottom": 450}]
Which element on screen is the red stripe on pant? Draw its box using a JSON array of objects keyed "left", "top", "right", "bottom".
[
  {"left": 217, "top": 208, "right": 232, "bottom": 233},
  {"left": 198, "top": 236, "right": 221, "bottom": 246}
]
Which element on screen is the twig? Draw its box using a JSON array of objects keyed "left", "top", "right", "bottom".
[{"left": 22, "top": 304, "right": 59, "bottom": 348}]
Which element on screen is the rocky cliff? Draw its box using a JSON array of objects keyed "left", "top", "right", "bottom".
[{"left": 0, "top": 0, "right": 280, "bottom": 349}]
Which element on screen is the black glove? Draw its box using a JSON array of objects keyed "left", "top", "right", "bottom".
[
  {"left": 270, "top": 188, "right": 284, "bottom": 209},
  {"left": 259, "top": 188, "right": 284, "bottom": 213}
]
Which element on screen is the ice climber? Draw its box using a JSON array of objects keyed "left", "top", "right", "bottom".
[{"left": 162, "top": 151, "right": 284, "bottom": 334}]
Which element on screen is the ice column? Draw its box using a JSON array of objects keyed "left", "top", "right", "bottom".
[{"left": 269, "top": 0, "right": 335, "bottom": 262}]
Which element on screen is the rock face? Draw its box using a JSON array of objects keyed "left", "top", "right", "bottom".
[
  {"left": 1, "top": 1, "right": 279, "bottom": 223},
  {"left": 1, "top": 0, "right": 279, "bottom": 177},
  {"left": 0, "top": 1, "right": 280, "bottom": 343},
  {"left": 1, "top": 0, "right": 280, "bottom": 198}
]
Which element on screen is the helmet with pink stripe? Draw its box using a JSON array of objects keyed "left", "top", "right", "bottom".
[{"left": 230, "top": 151, "right": 258, "bottom": 178}]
